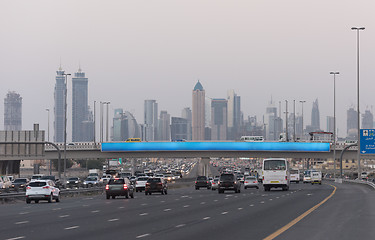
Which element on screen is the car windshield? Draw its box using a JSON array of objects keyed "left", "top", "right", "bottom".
[
  {"left": 290, "top": 169, "right": 299, "bottom": 174},
  {"left": 197, "top": 176, "right": 207, "bottom": 180},
  {"left": 108, "top": 179, "right": 125, "bottom": 184},
  {"left": 29, "top": 182, "right": 47, "bottom": 187},
  {"left": 14, "top": 178, "right": 27, "bottom": 183},
  {"left": 68, "top": 178, "right": 79, "bottom": 181},
  {"left": 220, "top": 174, "right": 234, "bottom": 181},
  {"left": 264, "top": 160, "right": 286, "bottom": 171},
  {"left": 86, "top": 177, "right": 97, "bottom": 181},
  {"left": 246, "top": 176, "right": 256, "bottom": 180}
]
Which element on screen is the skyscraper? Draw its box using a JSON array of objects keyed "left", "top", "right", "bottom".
[
  {"left": 362, "top": 110, "right": 373, "bottom": 129},
  {"left": 192, "top": 81, "right": 205, "bottom": 140},
  {"left": 4, "top": 91, "right": 22, "bottom": 131},
  {"left": 326, "top": 116, "right": 334, "bottom": 133},
  {"left": 158, "top": 111, "right": 170, "bottom": 141},
  {"left": 264, "top": 99, "right": 278, "bottom": 140},
  {"left": 311, "top": 99, "right": 320, "bottom": 131},
  {"left": 72, "top": 67, "right": 92, "bottom": 142},
  {"left": 171, "top": 117, "right": 188, "bottom": 141},
  {"left": 144, "top": 100, "right": 158, "bottom": 141},
  {"left": 227, "top": 89, "right": 241, "bottom": 140},
  {"left": 211, "top": 98, "right": 227, "bottom": 140},
  {"left": 347, "top": 107, "right": 357, "bottom": 139},
  {"left": 181, "top": 107, "right": 192, "bottom": 140},
  {"left": 54, "top": 66, "right": 66, "bottom": 142}
]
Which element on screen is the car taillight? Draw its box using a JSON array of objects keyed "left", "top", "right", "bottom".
[
  {"left": 158, "top": 182, "right": 162, "bottom": 185},
  {"left": 105, "top": 185, "right": 109, "bottom": 190},
  {"left": 146, "top": 183, "right": 150, "bottom": 186},
  {"left": 206, "top": 181, "right": 209, "bottom": 184},
  {"left": 123, "top": 184, "right": 128, "bottom": 190},
  {"left": 285, "top": 176, "right": 288, "bottom": 180},
  {"left": 26, "top": 186, "right": 31, "bottom": 190},
  {"left": 245, "top": 181, "right": 248, "bottom": 183},
  {"left": 195, "top": 181, "right": 197, "bottom": 184},
  {"left": 253, "top": 181, "right": 257, "bottom": 183},
  {"left": 43, "top": 186, "right": 50, "bottom": 189}
]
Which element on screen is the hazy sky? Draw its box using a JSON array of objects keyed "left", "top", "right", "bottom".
[{"left": 1, "top": 0, "right": 375, "bottom": 139}]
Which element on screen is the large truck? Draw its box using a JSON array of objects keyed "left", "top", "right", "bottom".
[{"left": 89, "top": 169, "right": 100, "bottom": 177}]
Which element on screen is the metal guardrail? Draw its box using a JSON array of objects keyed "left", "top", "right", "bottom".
[
  {"left": 0, "top": 187, "right": 104, "bottom": 201},
  {"left": 342, "top": 179, "right": 375, "bottom": 189}
]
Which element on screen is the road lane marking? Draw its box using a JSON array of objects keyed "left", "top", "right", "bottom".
[
  {"left": 59, "top": 215, "right": 70, "bottom": 218},
  {"left": 249, "top": 204, "right": 254, "bottom": 207},
  {"left": 183, "top": 205, "right": 190, "bottom": 208},
  {"left": 91, "top": 210, "right": 100, "bottom": 213},
  {"left": 260, "top": 201, "right": 265, "bottom": 204},
  {"left": 5, "top": 236, "right": 25, "bottom": 240},
  {"left": 52, "top": 208, "right": 61, "bottom": 211},
  {"left": 221, "top": 211, "right": 228, "bottom": 215},
  {"left": 164, "top": 209, "right": 171, "bottom": 212},
  {"left": 175, "top": 224, "right": 186, "bottom": 228},
  {"left": 136, "top": 234, "right": 150, "bottom": 238},
  {"left": 118, "top": 206, "right": 125, "bottom": 209},
  {"left": 108, "top": 218, "right": 119, "bottom": 222},
  {"left": 269, "top": 199, "right": 273, "bottom": 201},
  {"left": 276, "top": 197, "right": 279, "bottom": 199},
  {"left": 15, "top": 221, "right": 29, "bottom": 225},
  {"left": 203, "top": 217, "right": 210, "bottom": 220},
  {"left": 141, "top": 203, "right": 148, "bottom": 206},
  {"left": 160, "top": 200, "right": 165, "bottom": 203},
  {"left": 65, "top": 226, "right": 79, "bottom": 230},
  {"left": 214, "top": 199, "right": 218, "bottom": 202},
  {"left": 263, "top": 185, "right": 337, "bottom": 240},
  {"left": 140, "top": 213, "right": 149, "bottom": 216},
  {"left": 238, "top": 208, "right": 243, "bottom": 210},
  {"left": 19, "top": 212, "right": 29, "bottom": 215},
  {"left": 200, "top": 202, "right": 206, "bottom": 204}
]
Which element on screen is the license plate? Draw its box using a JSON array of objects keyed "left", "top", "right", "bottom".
[{"left": 270, "top": 181, "right": 279, "bottom": 183}]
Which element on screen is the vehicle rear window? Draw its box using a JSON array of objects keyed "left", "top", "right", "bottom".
[
  {"left": 246, "top": 176, "right": 256, "bottom": 180},
  {"left": 264, "top": 160, "right": 286, "bottom": 171},
  {"left": 138, "top": 177, "right": 149, "bottom": 181},
  {"left": 14, "top": 179, "right": 27, "bottom": 183},
  {"left": 86, "top": 177, "right": 97, "bottom": 181},
  {"left": 108, "top": 179, "right": 125, "bottom": 184},
  {"left": 197, "top": 176, "right": 207, "bottom": 180},
  {"left": 220, "top": 174, "right": 234, "bottom": 181},
  {"left": 68, "top": 178, "right": 79, "bottom": 181},
  {"left": 290, "top": 169, "right": 299, "bottom": 174},
  {"left": 29, "top": 182, "right": 47, "bottom": 187},
  {"left": 147, "top": 178, "right": 161, "bottom": 183}
]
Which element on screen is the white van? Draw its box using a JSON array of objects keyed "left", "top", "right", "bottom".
[
  {"left": 311, "top": 171, "right": 322, "bottom": 185},
  {"left": 262, "top": 158, "right": 290, "bottom": 191},
  {"left": 290, "top": 169, "right": 300, "bottom": 183}
]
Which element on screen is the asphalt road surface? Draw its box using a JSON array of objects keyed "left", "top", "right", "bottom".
[{"left": 1, "top": 181, "right": 374, "bottom": 240}]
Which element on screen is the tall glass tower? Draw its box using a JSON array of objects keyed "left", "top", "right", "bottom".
[
  {"left": 54, "top": 67, "right": 66, "bottom": 142},
  {"left": 4, "top": 91, "right": 22, "bottom": 131}
]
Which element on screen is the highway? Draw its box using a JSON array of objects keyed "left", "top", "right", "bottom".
[{"left": 1, "top": 181, "right": 374, "bottom": 240}]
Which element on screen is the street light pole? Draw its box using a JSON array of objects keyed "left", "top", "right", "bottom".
[
  {"left": 330, "top": 72, "right": 339, "bottom": 178},
  {"left": 101, "top": 102, "right": 110, "bottom": 142},
  {"left": 293, "top": 100, "right": 296, "bottom": 142},
  {"left": 285, "top": 100, "right": 288, "bottom": 142},
  {"left": 62, "top": 73, "right": 71, "bottom": 183},
  {"left": 106, "top": 102, "right": 110, "bottom": 142},
  {"left": 46, "top": 108, "right": 51, "bottom": 175},
  {"left": 352, "top": 27, "right": 365, "bottom": 178}
]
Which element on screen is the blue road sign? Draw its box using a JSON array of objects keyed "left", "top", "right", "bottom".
[{"left": 360, "top": 129, "right": 375, "bottom": 154}]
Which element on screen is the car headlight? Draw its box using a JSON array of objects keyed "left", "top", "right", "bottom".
[
  {"left": 75, "top": 181, "right": 78, "bottom": 183},
  {"left": 66, "top": 181, "right": 69, "bottom": 184},
  {"left": 84, "top": 182, "right": 87, "bottom": 184}
]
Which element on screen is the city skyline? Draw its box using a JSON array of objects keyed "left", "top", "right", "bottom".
[{"left": 2, "top": 1, "right": 375, "bottom": 140}]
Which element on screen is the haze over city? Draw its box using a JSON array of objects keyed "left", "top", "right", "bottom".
[{"left": 1, "top": 0, "right": 375, "bottom": 139}]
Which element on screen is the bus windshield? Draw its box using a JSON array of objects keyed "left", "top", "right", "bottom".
[{"left": 264, "top": 160, "right": 286, "bottom": 171}]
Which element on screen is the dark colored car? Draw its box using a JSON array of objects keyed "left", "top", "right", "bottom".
[
  {"left": 105, "top": 178, "right": 134, "bottom": 199},
  {"left": 145, "top": 177, "right": 167, "bottom": 195},
  {"left": 195, "top": 176, "right": 211, "bottom": 190},
  {"left": 11, "top": 178, "right": 29, "bottom": 191},
  {"left": 40, "top": 175, "right": 62, "bottom": 188},
  {"left": 66, "top": 177, "right": 82, "bottom": 188},
  {"left": 218, "top": 173, "right": 241, "bottom": 194}
]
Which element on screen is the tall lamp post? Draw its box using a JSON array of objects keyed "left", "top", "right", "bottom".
[
  {"left": 46, "top": 108, "right": 51, "bottom": 175},
  {"left": 299, "top": 101, "right": 306, "bottom": 140},
  {"left": 330, "top": 72, "right": 339, "bottom": 178},
  {"left": 101, "top": 102, "right": 110, "bottom": 142},
  {"left": 62, "top": 73, "right": 71, "bottom": 183},
  {"left": 351, "top": 27, "right": 365, "bottom": 178}
]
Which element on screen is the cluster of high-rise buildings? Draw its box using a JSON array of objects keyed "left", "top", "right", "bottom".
[{"left": 2, "top": 69, "right": 375, "bottom": 143}]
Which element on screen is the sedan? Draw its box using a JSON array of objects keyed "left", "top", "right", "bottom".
[
  {"left": 83, "top": 176, "right": 100, "bottom": 187},
  {"left": 244, "top": 176, "right": 259, "bottom": 189}
]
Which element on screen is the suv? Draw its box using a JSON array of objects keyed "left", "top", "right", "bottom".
[
  {"left": 145, "top": 177, "right": 167, "bottom": 195},
  {"left": 218, "top": 173, "right": 241, "bottom": 194},
  {"left": 26, "top": 180, "right": 60, "bottom": 203},
  {"left": 105, "top": 178, "right": 134, "bottom": 199},
  {"left": 195, "top": 176, "right": 211, "bottom": 190}
]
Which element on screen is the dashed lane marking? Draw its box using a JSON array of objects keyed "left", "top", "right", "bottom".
[
  {"left": 5, "top": 236, "right": 25, "bottom": 240},
  {"left": 164, "top": 209, "right": 172, "bottom": 212},
  {"left": 249, "top": 204, "right": 254, "bottom": 207},
  {"left": 14, "top": 221, "right": 29, "bottom": 225},
  {"left": 200, "top": 202, "right": 206, "bottom": 204},
  {"left": 52, "top": 208, "right": 61, "bottom": 211},
  {"left": 260, "top": 201, "right": 265, "bottom": 204},
  {"left": 136, "top": 234, "right": 150, "bottom": 238},
  {"left": 221, "top": 212, "right": 228, "bottom": 215},
  {"left": 59, "top": 215, "right": 70, "bottom": 218},
  {"left": 140, "top": 213, "right": 149, "bottom": 216},
  {"left": 203, "top": 217, "right": 210, "bottom": 220},
  {"left": 64, "top": 226, "right": 79, "bottom": 230},
  {"left": 183, "top": 205, "right": 190, "bottom": 208},
  {"left": 91, "top": 210, "right": 100, "bottom": 213},
  {"left": 19, "top": 212, "right": 29, "bottom": 215},
  {"left": 108, "top": 219, "right": 119, "bottom": 222},
  {"left": 238, "top": 208, "right": 243, "bottom": 210},
  {"left": 175, "top": 224, "right": 186, "bottom": 228}
]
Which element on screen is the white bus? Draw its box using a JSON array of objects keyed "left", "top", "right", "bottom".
[
  {"left": 262, "top": 158, "right": 290, "bottom": 191},
  {"left": 290, "top": 169, "right": 300, "bottom": 183},
  {"left": 240, "top": 136, "right": 264, "bottom": 142}
]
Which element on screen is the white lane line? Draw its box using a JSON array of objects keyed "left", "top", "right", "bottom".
[
  {"left": 175, "top": 224, "right": 186, "bottom": 228},
  {"left": 276, "top": 197, "right": 280, "bottom": 199},
  {"left": 214, "top": 199, "right": 218, "bottom": 202},
  {"left": 85, "top": 197, "right": 93, "bottom": 200},
  {"left": 136, "top": 233, "right": 150, "bottom": 238},
  {"left": 249, "top": 204, "right": 254, "bottom": 207},
  {"left": 108, "top": 218, "right": 119, "bottom": 222},
  {"left": 260, "top": 201, "right": 265, "bottom": 204},
  {"left": 83, "top": 205, "right": 89, "bottom": 207},
  {"left": 140, "top": 213, "right": 149, "bottom": 216},
  {"left": 164, "top": 208, "right": 172, "bottom": 212},
  {"left": 269, "top": 199, "right": 273, "bottom": 201},
  {"left": 65, "top": 226, "right": 79, "bottom": 230},
  {"left": 118, "top": 207, "right": 125, "bottom": 209},
  {"left": 200, "top": 202, "right": 206, "bottom": 204},
  {"left": 238, "top": 208, "right": 243, "bottom": 210},
  {"left": 221, "top": 211, "right": 228, "bottom": 215},
  {"left": 160, "top": 201, "right": 165, "bottom": 203},
  {"left": 183, "top": 205, "right": 190, "bottom": 208},
  {"left": 14, "top": 221, "right": 29, "bottom": 225},
  {"left": 52, "top": 208, "right": 61, "bottom": 211},
  {"left": 307, "top": 194, "right": 313, "bottom": 196},
  {"left": 59, "top": 215, "right": 70, "bottom": 218},
  {"left": 19, "top": 212, "right": 29, "bottom": 215},
  {"left": 175, "top": 199, "right": 180, "bottom": 201},
  {"left": 91, "top": 210, "right": 100, "bottom": 213},
  {"left": 5, "top": 236, "right": 25, "bottom": 240},
  {"left": 141, "top": 203, "right": 148, "bottom": 206},
  {"left": 203, "top": 217, "right": 210, "bottom": 220},
  {"left": 224, "top": 198, "right": 228, "bottom": 200}
]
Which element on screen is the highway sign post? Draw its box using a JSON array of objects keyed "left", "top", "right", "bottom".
[{"left": 360, "top": 129, "right": 375, "bottom": 154}]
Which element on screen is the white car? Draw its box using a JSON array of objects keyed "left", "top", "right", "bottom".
[
  {"left": 26, "top": 180, "right": 60, "bottom": 204},
  {"left": 1, "top": 176, "right": 11, "bottom": 189},
  {"left": 244, "top": 176, "right": 259, "bottom": 189},
  {"left": 135, "top": 176, "right": 149, "bottom": 192}
]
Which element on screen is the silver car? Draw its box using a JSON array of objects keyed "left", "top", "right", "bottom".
[{"left": 244, "top": 176, "right": 259, "bottom": 189}]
